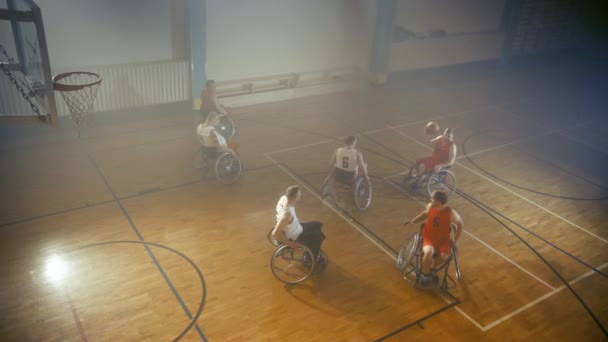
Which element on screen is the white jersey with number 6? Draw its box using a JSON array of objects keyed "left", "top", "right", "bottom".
[{"left": 336, "top": 147, "right": 358, "bottom": 172}]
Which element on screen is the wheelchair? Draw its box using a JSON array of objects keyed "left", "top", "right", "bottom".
[
  {"left": 192, "top": 145, "right": 242, "bottom": 184},
  {"left": 267, "top": 227, "right": 328, "bottom": 285},
  {"left": 402, "top": 165, "right": 456, "bottom": 198},
  {"left": 396, "top": 224, "right": 461, "bottom": 289},
  {"left": 321, "top": 167, "right": 372, "bottom": 211}
]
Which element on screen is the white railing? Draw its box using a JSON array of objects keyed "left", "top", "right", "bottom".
[
  {"left": 215, "top": 66, "right": 362, "bottom": 98},
  {"left": 55, "top": 59, "right": 190, "bottom": 116}
]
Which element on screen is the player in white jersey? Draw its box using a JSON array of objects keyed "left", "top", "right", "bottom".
[
  {"left": 325, "top": 136, "right": 368, "bottom": 200},
  {"left": 272, "top": 185, "right": 326, "bottom": 260},
  {"left": 196, "top": 112, "right": 234, "bottom": 160}
]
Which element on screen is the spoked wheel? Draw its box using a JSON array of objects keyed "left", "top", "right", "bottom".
[
  {"left": 451, "top": 240, "right": 461, "bottom": 279},
  {"left": 397, "top": 233, "right": 421, "bottom": 274},
  {"left": 353, "top": 176, "right": 372, "bottom": 211},
  {"left": 215, "top": 152, "right": 242, "bottom": 184},
  {"left": 217, "top": 114, "right": 235, "bottom": 140},
  {"left": 426, "top": 169, "right": 457, "bottom": 198},
  {"left": 271, "top": 245, "right": 315, "bottom": 284},
  {"left": 320, "top": 170, "right": 335, "bottom": 198}
]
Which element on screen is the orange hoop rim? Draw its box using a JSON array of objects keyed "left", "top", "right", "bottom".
[{"left": 53, "top": 71, "right": 102, "bottom": 92}]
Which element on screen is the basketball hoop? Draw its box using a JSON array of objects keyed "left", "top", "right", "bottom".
[{"left": 53, "top": 71, "right": 102, "bottom": 137}]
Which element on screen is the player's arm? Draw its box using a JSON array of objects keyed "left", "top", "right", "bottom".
[
  {"left": 214, "top": 130, "right": 227, "bottom": 148},
  {"left": 450, "top": 208, "right": 464, "bottom": 244},
  {"left": 272, "top": 213, "right": 299, "bottom": 248},
  {"left": 217, "top": 102, "right": 228, "bottom": 115},
  {"left": 208, "top": 91, "right": 222, "bottom": 113},
  {"left": 430, "top": 135, "right": 442, "bottom": 142},
  {"left": 435, "top": 144, "right": 457, "bottom": 171},
  {"left": 329, "top": 150, "right": 337, "bottom": 168},
  {"left": 209, "top": 89, "right": 230, "bottom": 115},
  {"left": 209, "top": 128, "right": 220, "bottom": 145},
  {"left": 403, "top": 203, "right": 431, "bottom": 227},
  {"left": 211, "top": 128, "right": 231, "bottom": 152}
]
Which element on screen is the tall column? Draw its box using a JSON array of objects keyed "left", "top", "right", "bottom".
[
  {"left": 188, "top": 0, "right": 207, "bottom": 110},
  {"left": 368, "top": 0, "right": 397, "bottom": 85},
  {"left": 500, "top": 0, "right": 523, "bottom": 65}
]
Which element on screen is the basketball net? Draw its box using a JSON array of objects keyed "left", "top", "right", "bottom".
[{"left": 53, "top": 72, "right": 102, "bottom": 137}]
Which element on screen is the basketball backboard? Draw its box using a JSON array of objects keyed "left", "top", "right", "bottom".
[{"left": 0, "top": 0, "right": 57, "bottom": 126}]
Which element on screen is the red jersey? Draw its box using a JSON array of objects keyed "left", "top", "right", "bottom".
[
  {"left": 431, "top": 136, "right": 454, "bottom": 163},
  {"left": 201, "top": 88, "right": 219, "bottom": 114},
  {"left": 423, "top": 206, "right": 452, "bottom": 245}
]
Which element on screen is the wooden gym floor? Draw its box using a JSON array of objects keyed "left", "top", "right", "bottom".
[{"left": 1, "top": 60, "right": 607, "bottom": 341}]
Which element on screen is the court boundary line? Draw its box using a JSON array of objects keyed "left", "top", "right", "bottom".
[
  {"left": 483, "top": 262, "right": 608, "bottom": 331},
  {"left": 64, "top": 286, "right": 89, "bottom": 342},
  {"left": 388, "top": 126, "right": 608, "bottom": 245},
  {"left": 373, "top": 300, "right": 460, "bottom": 342}
]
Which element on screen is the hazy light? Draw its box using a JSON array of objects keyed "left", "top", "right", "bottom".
[{"left": 44, "top": 255, "right": 70, "bottom": 285}]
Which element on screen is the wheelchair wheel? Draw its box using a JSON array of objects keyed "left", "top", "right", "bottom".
[
  {"left": 268, "top": 227, "right": 280, "bottom": 246},
  {"left": 320, "top": 170, "right": 335, "bottom": 198},
  {"left": 353, "top": 176, "right": 372, "bottom": 211},
  {"left": 217, "top": 114, "right": 235, "bottom": 140},
  {"left": 271, "top": 244, "right": 315, "bottom": 284},
  {"left": 426, "top": 169, "right": 456, "bottom": 198},
  {"left": 215, "top": 152, "right": 242, "bottom": 184},
  {"left": 450, "top": 240, "right": 461, "bottom": 279},
  {"left": 397, "top": 233, "right": 422, "bottom": 273}
]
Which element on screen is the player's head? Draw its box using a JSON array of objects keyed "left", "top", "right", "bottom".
[
  {"left": 205, "top": 112, "right": 220, "bottom": 126},
  {"left": 431, "top": 191, "right": 448, "bottom": 208},
  {"left": 443, "top": 128, "right": 454, "bottom": 142},
  {"left": 285, "top": 185, "right": 301, "bottom": 202},
  {"left": 345, "top": 135, "right": 357, "bottom": 148},
  {"left": 206, "top": 80, "right": 216, "bottom": 89}
]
